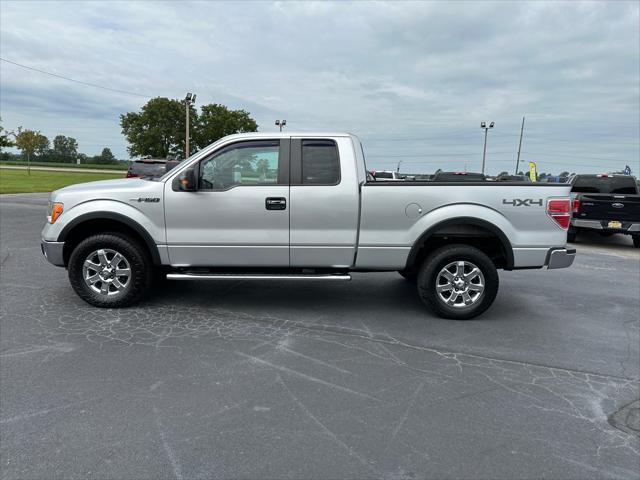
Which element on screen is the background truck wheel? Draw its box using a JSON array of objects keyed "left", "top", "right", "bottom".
[
  {"left": 417, "top": 244, "right": 499, "bottom": 320},
  {"left": 567, "top": 228, "right": 577, "bottom": 243},
  {"left": 633, "top": 235, "right": 640, "bottom": 248},
  {"left": 68, "top": 233, "right": 152, "bottom": 308}
]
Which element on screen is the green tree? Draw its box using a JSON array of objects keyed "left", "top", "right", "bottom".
[
  {"left": 559, "top": 171, "right": 569, "bottom": 177},
  {"left": 14, "top": 128, "right": 49, "bottom": 175},
  {"left": 52, "top": 135, "right": 79, "bottom": 163},
  {"left": 194, "top": 104, "right": 258, "bottom": 151},
  {"left": 0, "top": 119, "right": 14, "bottom": 151},
  {"left": 121, "top": 97, "right": 195, "bottom": 159},
  {"left": 256, "top": 158, "right": 270, "bottom": 181},
  {"left": 93, "top": 147, "right": 117, "bottom": 164},
  {"left": 121, "top": 98, "right": 258, "bottom": 159},
  {"left": 498, "top": 171, "right": 509, "bottom": 176}
]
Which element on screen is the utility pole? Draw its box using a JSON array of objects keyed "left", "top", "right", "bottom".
[
  {"left": 515, "top": 116, "right": 525, "bottom": 174},
  {"left": 275, "top": 119, "right": 286, "bottom": 132},
  {"left": 480, "top": 121, "right": 494, "bottom": 174},
  {"left": 184, "top": 92, "right": 196, "bottom": 159}
]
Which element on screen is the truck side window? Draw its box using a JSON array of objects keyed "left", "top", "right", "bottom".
[
  {"left": 198, "top": 141, "right": 280, "bottom": 190},
  {"left": 301, "top": 139, "right": 340, "bottom": 185}
]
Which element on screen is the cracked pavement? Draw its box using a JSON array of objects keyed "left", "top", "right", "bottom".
[{"left": 1, "top": 193, "right": 639, "bottom": 479}]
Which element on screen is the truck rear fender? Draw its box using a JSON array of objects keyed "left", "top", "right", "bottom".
[{"left": 405, "top": 204, "right": 515, "bottom": 271}]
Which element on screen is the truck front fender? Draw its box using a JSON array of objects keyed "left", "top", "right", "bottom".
[{"left": 45, "top": 200, "right": 165, "bottom": 266}]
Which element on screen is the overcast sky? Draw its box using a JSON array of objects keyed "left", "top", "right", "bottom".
[{"left": 1, "top": 0, "right": 638, "bottom": 175}]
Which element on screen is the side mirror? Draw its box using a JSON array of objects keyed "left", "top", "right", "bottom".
[{"left": 178, "top": 167, "right": 197, "bottom": 191}]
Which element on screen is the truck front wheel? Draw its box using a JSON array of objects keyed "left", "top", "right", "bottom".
[
  {"left": 417, "top": 244, "right": 499, "bottom": 320},
  {"left": 68, "top": 233, "right": 152, "bottom": 308}
]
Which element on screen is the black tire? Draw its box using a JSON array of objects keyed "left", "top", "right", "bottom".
[
  {"left": 398, "top": 269, "right": 418, "bottom": 283},
  {"left": 633, "top": 236, "right": 640, "bottom": 248},
  {"left": 417, "top": 244, "right": 499, "bottom": 320},
  {"left": 567, "top": 228, "right": 577, "bottom": 243},
  {"left": 68, "top": 233, "right": 152, "bottom": 307}
]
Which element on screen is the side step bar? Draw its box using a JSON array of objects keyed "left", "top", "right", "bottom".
[{"left": 166, "top": 273, "right": 352, "bottom": 281}]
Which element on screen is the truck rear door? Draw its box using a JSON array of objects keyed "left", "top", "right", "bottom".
[{"left": 289, "top": 136, "right": 360, "bottom": 268}]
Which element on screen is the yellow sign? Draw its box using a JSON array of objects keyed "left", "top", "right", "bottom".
[{"left": 529, "top": 161, "right": 537, "bottom": 182}]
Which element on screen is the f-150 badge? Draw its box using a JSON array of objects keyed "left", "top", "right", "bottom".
[
  {"left": 129, "top": 197, "right": 160, "bottom": 203},
  {"left": 502, "top": 199, "right": 543, "bottom": 206}
]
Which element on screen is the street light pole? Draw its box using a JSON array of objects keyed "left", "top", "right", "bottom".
[
  {"left": 275, "top": 119, "right": 286, "bottom": 132},
  {"left": 480, "top": 121, "right": 494, "bottom": 174},
  {"left": 515, "top": 116, "right": 525, "bottom": 174},
  {"left": 396, "top": 160, "right": 403, "bottom": 173},
  {"left": 185, "top": 92, "right": 196, "bottom": 159}
]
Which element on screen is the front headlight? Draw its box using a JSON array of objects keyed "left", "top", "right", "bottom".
[{"left": 47, "top": 202, "right": 64, "bottom": 223}]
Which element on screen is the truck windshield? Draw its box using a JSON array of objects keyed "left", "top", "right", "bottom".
[{"left": 571, "top": 176, "right": 638, "bottom": 194}]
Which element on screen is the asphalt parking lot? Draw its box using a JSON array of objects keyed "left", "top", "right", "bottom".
[{"left": 1, "top": 193, "right": 639, "bottom": 480}]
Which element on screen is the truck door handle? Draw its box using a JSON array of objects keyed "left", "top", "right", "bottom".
[{"left": 265, "top": 197, "right": 286, "bottom": 210}]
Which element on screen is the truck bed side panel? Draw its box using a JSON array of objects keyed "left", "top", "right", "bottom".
[{"left": 356, "top": 183, "right": 571, "bottom": 269}]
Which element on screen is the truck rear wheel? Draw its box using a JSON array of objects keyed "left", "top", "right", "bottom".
[
  {"left": 68, "top": 233, "right": 152, "bottom": 308},
  {"left": 417, "top": 244, "right": 499, "bottom": 320},
  {"left": 633, "top": 235, "right": 640, "bottom": 248},
  {"left": 567, "top": 228, "right": 577, "bottom": 243}
]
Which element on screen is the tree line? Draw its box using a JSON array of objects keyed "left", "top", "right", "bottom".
[
  {"left": 0, "top": 121, "right": 119, "bottom": 165},
  {"left": 0, "top": 97, "right": 260, "bottom": 167}
]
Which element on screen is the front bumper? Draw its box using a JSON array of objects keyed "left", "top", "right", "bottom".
[
  {"left": 546, "top": 247, "right": 576, "bottom": 269},
  {"left": 41, "top": 239, "right": 65, "bottom": 267}
]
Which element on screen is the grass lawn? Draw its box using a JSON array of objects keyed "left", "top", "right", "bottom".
[
  {"left": 0, "top": 160, "right": 129, "bottom": 170},
  {"left": 0, "top": 169, "right": 126, "bottom": 194}
]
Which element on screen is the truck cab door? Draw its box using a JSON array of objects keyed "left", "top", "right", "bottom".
[
  {"left": 164, "top": 139, "right": 290, "bottom": 267},
  {"left": 289, "top": 137, "right": 360, "bottom": 268}
]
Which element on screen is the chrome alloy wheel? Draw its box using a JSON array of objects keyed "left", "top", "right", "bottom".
[
  {"left": 82, "top": 248, "right": 131, "bottom": 296},
  {"left": 435, "top": 260, "right": 485, "bottom": 308}
]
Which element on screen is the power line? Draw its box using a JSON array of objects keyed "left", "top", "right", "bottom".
[{"left": 0, "top": 57, "right": 152, "bottom": 98}]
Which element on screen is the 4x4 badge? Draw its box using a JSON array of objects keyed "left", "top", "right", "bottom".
[{"left": 502, "top": 199, "right": 543, "bottom": 206}]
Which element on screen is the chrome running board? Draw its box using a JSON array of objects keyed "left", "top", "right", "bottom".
[{"left": 166, "top": 273, "right": 351, "bottom": 281}]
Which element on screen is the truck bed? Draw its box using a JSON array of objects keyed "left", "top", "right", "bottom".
[{"left": 356, "top": 181, "right": 571, "bottom": 269}]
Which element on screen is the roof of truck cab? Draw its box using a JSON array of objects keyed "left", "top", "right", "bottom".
[{"left": 222, "top": 132, "right": 354, "bottom": 140}]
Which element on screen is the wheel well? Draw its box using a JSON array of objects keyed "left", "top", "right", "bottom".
[
  {"left": 405, "top": 221, "right": 513, "bottom": 272},
  {"left": 61, "top": 218, "right": 159, "bottom": 266}
]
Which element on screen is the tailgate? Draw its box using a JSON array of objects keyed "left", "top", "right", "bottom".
[{"left": 576, "top": 194, "right": 640, "bottom": 222}]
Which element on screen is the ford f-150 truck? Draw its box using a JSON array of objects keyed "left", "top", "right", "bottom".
[
  {"left": 568, "top": 174, "right": 640, "bottom": 247},
  {"left": 41, "top": 132, "right": 575, "bottom": 319}
]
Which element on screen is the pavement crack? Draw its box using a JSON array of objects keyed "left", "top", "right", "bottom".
[
  {"left": 276, "top": 374, "right": 379, "bottom": 476},
  {"left": 152, "top": 403, "right": 184, "bottom": 480},
  {"left": 235, "top": 352, "right": 381, "bottom": 402},
  {"left": 384, "top": 380, "right": 424, "bottom": 452}
]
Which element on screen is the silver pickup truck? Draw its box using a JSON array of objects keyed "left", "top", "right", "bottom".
[{"left": 41, "top": 132, "right": 575, "bottom": 319}]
